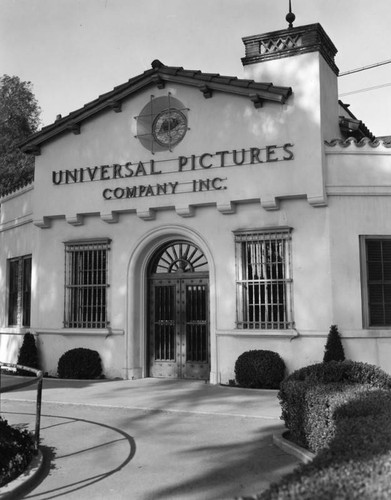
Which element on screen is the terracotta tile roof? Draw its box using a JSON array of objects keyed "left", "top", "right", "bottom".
[
  {"left": 20, "top": 60, "right": 292, "bottom": 154},
  {"left": 325, "top": 137, "right": 391, "bottom": 148},
  {"left": 338, "top": 100, "right": 375, "bottom": 141}
]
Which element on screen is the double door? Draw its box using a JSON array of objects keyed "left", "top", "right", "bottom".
[{"left": 149, "top": 275, "right": 209, "bottom": 379}]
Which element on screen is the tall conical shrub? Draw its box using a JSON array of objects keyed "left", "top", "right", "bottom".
[
  {"left": 17, "top": 332, "right": 39, "bottom": 376},
  {"left": 323, "top": 324, "right": 345, "bottom": 363}
]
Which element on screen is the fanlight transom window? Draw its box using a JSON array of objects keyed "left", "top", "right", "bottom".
[{"left": 151, "top": 241, "right": 208, "bottom": 274}]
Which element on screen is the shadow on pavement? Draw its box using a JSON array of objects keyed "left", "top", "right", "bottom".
[{"left": 3, "top": 410, "right": 136, "bottom": 500}]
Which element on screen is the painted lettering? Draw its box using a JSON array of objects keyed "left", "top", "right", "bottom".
[
  {"left": 232, "top": 149, "right": 246, "bottom": 165},
  {"left": 150, "top": 159, "right": 162, "bottom": 175},
  {"left": 168, "top": 182, "right": 178, "bottom": 194},
  {"left": 156, "top": 183, "right": 167, "bottom": 195},
  {"left": 65, "top": 169, "right": 77, "bottom": 184},
  {"left": 126, "top": 186, "right": 137, "bottom": 198},
  {"left": 266, "top": 145, "right": 278, "bottom": 162},
  {"left": 114, "top": 187, "right": 125, "bottom": 198},
  {"left": 100, "top": 165, "right": 110, "bottom": 180},
  {"left": 52, "top": 171, "right": 63, "bottom": 185},
  {"left": 87, "top": 166, "right": 99, "bottom": 181},
  {"left": 103, "top": 188, "right": 112, "bottom": 200},
  {"left": 250, "top": 148, "right": 262, "bottom": 164},
  {"left": 145, "top": 185, "right": 155, "bottom": 196},
  {"left": 124, "top": 162, "right": 134, "bottom": 177},
  {"left": 199, "top": 153, "right": 213, "bottom": 169},
  {"left": 113, "top": 164, "right": 123, "bottom": 179},
  {"left": 216, "top": 151, "right": 229, "bottom": 167},
  {"left": 135, "top": 162, "right": 147, "bottom": 176},
  {"left": 283, "top": 143, "right": 294, "bottom": 160},
  {"left": 178, "top": 156, "right": 188, "bottom": 172},
  {"left": 211, "top": 177, "right": 224, "bottom": 190}
]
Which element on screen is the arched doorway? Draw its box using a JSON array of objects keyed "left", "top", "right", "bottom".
[{"left": 147, "top": 240, "right": 210, "bottom": 379}]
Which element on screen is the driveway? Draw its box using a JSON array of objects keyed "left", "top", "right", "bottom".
[{"left": 1, "top": 378, "right": 300, "bottom": 499}]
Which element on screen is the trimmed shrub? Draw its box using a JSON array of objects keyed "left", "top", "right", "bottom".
[
  {"left": 259, "top": 391, "right": 391, "bottom": 500},
  {"left": 281, "top": 382, "right": 387, "bottom": 453},
  {"left": 234, "top": 350, "right": 285, "bottom": 389},
  {"left": 323, "top": 324, "right": 345, "bottom": 362},
  {"left": 57, "top": 348, "right": 103, "bottom": 379},
  {"left": 279, "top": 361, "right": 391, "bottom": 452},
  {"left": 17, "top": 332, "right": 39, "bottom": 376},
  {"left": 0, "top": 417, "right": 35, "bottom": 487},
  {"left": 282, "top": 360, "right": 391, "bottom": 388}
]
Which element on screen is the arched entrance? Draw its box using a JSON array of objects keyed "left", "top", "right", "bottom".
[{"left": 147, "top": 240, "right": 210, "bottom": 379}]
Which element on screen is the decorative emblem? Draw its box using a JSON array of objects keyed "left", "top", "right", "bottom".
[
  {"left": 135, "top": 93, "right": 189, "bottom": 153},
  {"left": 152, "top": 109, "right": 188, "bottom": 147}
]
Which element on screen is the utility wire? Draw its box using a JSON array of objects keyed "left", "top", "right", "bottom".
[
  {"left": 339, "top": 81, "right": 391, "bottom": 97},
  {"left": 339, "top": 58, "right": 391, "bottom": 76},
  {"left": 339, "top": 58, "right": 391, "bottom": 96}
]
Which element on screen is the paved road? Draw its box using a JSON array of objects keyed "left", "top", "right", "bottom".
[{"left": 1, "top": 379, "right": 300, "bottom": 500}]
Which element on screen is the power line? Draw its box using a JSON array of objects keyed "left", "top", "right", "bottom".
[
  {"left": 339, "top": 58, "right": 391, "bottom": 76},
  {"left": 339, "top": 81, "right": 391, "bottom": 97}
]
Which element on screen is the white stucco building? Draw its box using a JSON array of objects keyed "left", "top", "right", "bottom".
[{"left": 1, "top": 21, "right": 391, "bottom": 383}]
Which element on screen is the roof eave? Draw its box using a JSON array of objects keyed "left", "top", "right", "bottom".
[{"left": 20, "top": 64, "right": 292, "bottom": 153}]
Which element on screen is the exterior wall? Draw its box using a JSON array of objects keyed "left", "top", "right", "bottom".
[
  {"left": 0, "top": 186, "right": 34, "bottom": 363},
  {"left": 325, "top": 142, "right": 391, "bottom": 375},
  {"left": 27, "top": 195, "right": 334, "bottom": 381},
  {"left": 25, "top": 76, "right": 337, "bottom": 381}
]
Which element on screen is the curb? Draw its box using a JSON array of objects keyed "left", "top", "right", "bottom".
[
  {"left": 273, "top": 432, "right": 315, "bottom": 464},
  {"left": 0, "top": 450, "right": 44, "bottom": 499}
]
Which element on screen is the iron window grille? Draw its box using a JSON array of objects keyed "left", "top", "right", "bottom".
[
  {"left": 64, "top": 239, "right": 110, "bottom": 328},
  {"left": 8, "top": 255, "right": 32, "bottom": 327},
  {"left": 361, "top": 236, "right": 391, "bottom": 327},
  {"left": 235, "top": 228, "right": 293, "bottom": 329}
]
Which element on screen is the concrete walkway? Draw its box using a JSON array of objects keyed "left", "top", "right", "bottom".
[{"left": 1, "top": 377, "right": 301, "bottom": 499}]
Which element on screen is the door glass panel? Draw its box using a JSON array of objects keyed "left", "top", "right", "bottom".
[
  {"left": 186, "top": 284, "right": 208, "bottom": 363},
  {"left": 154, "top": 285, "right": 175, "bottom": 361}
]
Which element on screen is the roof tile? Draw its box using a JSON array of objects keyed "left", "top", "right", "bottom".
[{"left": 20, "top": 62, "right": 292, "bottom": 151}]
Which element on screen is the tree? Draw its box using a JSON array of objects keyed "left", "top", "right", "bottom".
[
  {"left": 0, "top": 75, "right": 41, "bottom": 195},
  {"left": 323, "top": 324, "right": 345, "bottom": 363}
]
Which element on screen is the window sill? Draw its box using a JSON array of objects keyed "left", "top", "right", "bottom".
[
  {"left": 0, "top": 327, "right": 31, "bottom": 335},
  {"left": 341, "top": 329, "right": 391, "bottom": 338},
  {"left": 32, "top": 328, "right": 124, "bottom": 336},
  {"left": 216, "top": 329, "right": 299, "bottom": 338}
]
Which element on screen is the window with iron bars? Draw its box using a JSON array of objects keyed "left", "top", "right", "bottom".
[
  {"left": 235, "top": 228, "right": 293, "bottom": 329},
  {"left": 8, "top": 255, "right": 32, "bottom": 327},
  {"left": 64, "top": 239, "right": 110, "bottom": 328}
]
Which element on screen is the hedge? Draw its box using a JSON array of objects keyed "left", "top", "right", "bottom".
[
  {"left": 281, "top": 359, "right": 391, "bottom": 388},
  {"left": 259, "top": 391, "right": 391, "bottom": 499},
  {"left": 279, "top": 361, "right": 391, "bottom": 452},
  {"left": 0, "top": 418, "right": 35, "bottom": 487},
  {"left": 255, "top": 361, "right": 391, "bottom": 499}
]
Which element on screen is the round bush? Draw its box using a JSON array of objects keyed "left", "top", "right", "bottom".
[
  {"left": 57, "top": 348, "right": 103, "bottom": 379},
  {"left": 234, "top": 350, "right": 285, "bottom": 389}
]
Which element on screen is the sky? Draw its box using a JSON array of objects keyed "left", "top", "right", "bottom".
[{"left": 2, "top": 0, "right": 391, "bottom": 136}]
